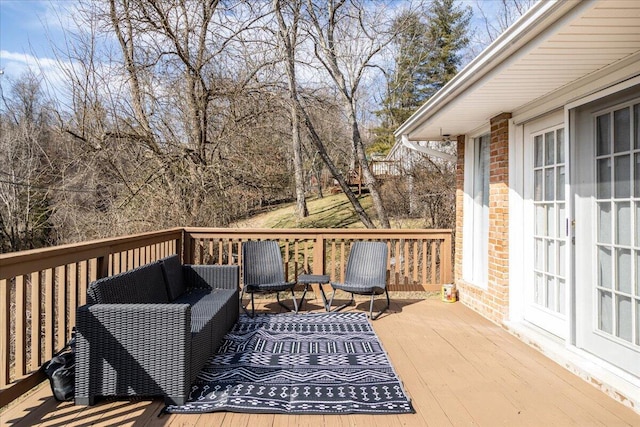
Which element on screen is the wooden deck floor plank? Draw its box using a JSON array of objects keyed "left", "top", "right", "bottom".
[
  {"left": 372, "top": 310, "right": 465, "bottom": 426},
  {"left": 70, "top": 400, "right": 154, "bottom": 427},
  {"left": 3, "top": 299, "right": 640, "bottom": 426},
  {"left": 0, "top": 384, "right": 63, "bottom": 426},
  {"left": 421, "top": 308, "right": 570, "bottom": 425},
  {"left": 380, "top": 301, "right": 628, "bottom": 426},
  {"left": 428, "top": 305, "right": 600, "bottom": 424},
  {"left": 449, "top": 305, "right": 638, "bottom": 425},
  {"left": 439, "top": 302, "right": 638, "bottom": 426}
]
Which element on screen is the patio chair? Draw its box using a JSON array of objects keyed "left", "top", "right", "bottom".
[
  {"left": 241, "top": 240, "right": 298, "bottom": 317},
  {"left": 328, "top": 241, "right": 390, "bottom": 320}
]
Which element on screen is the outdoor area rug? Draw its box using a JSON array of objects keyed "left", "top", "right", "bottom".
[{"left": 165, "top": 312, "right": 414, "bottom": 415}]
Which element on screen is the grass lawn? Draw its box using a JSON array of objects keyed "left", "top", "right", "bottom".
[{"left": 230, "top": 193, "right": 425, "bottom": 229}]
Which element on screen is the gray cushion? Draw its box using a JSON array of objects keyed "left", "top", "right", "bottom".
[
  {"left": 160, "top": 255, "right": 186, "bottom": 301},
  {"left": 87, "top": 261, "right": 169, "bottom": 304}
]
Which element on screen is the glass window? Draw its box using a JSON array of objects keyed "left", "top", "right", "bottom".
[
  {"left": 597, "top": 113, "right": 611, "bottom": 156},
  {"left": 614, "top": 108, "right": 630, "bottom": 153},
  {"left": 469, "top": 134, "right": 490, "bottom": 285}
]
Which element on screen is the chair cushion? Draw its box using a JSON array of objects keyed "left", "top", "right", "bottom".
[
  {"left": 244, "top": 282, "right": 296, "bottom": 293},
  {"left": 331, "top": 282, "right": 385, "bottom": 295},
  {"left": 160, "top": 255, "right": 186, "bottom": 301}
]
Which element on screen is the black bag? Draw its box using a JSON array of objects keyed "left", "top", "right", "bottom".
[{"left": 43, "top": 330, "right": 76, "bottom": 402}]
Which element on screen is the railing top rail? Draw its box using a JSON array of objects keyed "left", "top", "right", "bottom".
[
  {"left": 184, "top": 227, "right": 453, "bottom": 238},
  {"left": 0, "top": 228, "right": 183, "bottom": 280},
  {"left": 1, "top": 227, "right": 452, "bottom": 280}
]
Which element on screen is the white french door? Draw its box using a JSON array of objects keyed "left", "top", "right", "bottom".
[
  {"left": 574, "top": 96, "right": 640, "bottom": 378},
  {"left": 524, "top": 115, "right": 568, "bottom": 338}
]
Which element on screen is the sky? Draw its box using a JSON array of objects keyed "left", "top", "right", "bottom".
[
  {"left": 0, "top": 0, "right": 506, "bottom": 97},
  {"left": 0, "top": 1, "right": 70, "bottom": 79}
]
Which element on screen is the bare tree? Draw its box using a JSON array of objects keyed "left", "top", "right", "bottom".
[
  {"left": 304, "top": 0, "right": 393, "bottom": 228},
  {"left": 50, "top": 0, "right": 299, "bottom": 239},
  {"left": 274, "top": 0, "right": 376, "bottom": 228},
  {"left": 0, "top": 73, "right": 55, "bottom": 251},
  {"left": 272, "top": 0, "right": 308, "bottom": 219},
  {"left": 475, "top": 0, "right": 537, "bottom": 44}
]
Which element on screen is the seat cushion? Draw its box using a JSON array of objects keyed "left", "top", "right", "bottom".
[
  {"left": 331, "top": 282, "right": 385, "bottom": 295},
  {"left": 244, "top": 282, "right": 296, "bottom": 293}
]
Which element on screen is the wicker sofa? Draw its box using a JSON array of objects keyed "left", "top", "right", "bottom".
[{"left": 74, "top": 255, "right": 239, "bottom": 406}]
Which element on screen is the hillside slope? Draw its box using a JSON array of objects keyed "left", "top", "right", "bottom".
[{"left": 230, "top": 194, "right": 423, "bottom": 229}]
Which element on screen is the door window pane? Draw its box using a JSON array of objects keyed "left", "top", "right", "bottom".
[
  {"left": 616, "top": 202, "right": 630, "bottom": 246},
  {"left": 614, "top": 155, "right": 630, "bottom": 198},
  {"left": 557, "top": 129, "right": 565, "bottom": 163},
  {"left": 535, "top": 273, "right": 544, "bottom": 305},
  {"left": 558, "top": 279, "right": 566, "bottom": 315},
  {"left": 557, "top": 166, "right": 565, "bottom": 200},
  {"left": 558, "top": 241, "right": 566, "bottom": 277},
  {"left": 534, "top": 170, "right": 543, "bottom": 201},
  {"left": 545, "top": 132, "right": 555, "bottom": 165},
  {"left": 535, "top": 135, "right": 543, "bottom": 167},
  {"left": 616, "top": 295, "right": 632, "bottom": 342},
  {"left": 636, "top": 202, "right": 640, "bottom": 246},
  {"left": 535, "top": 204, "right": 546, "bottom": 235},
  {"left": 614, "top": 108, "right": 630, "bottom": 153},
  {"left": 535, "top": 238, "right": 544, "bottom": 270},
  {"left": 635, "top": 104, "right": 640, "bottom": 149},
  {"left": 616, "top": 248, "right": 631, "bottom": 294},
  {"left": 597, "top": 158, "right": 611, "bottom": 199},
  {"left": 636, "top": 301, "right": 640, "bottom": 345},
  {"left": 598, "top": 202, "right": 611, "bottom": 244},
  {"left": 599, "top": 291, "right": 613, "bottom": 334},
  {"left": 546, "top": 275, "right": 556, "bottom": 310},
  {"left": 598, "top": 246, "right": 612, "bottom": 289},
  {"left": 547, "top": 205, "right": 555, "bottom": 238},
  {"left": 557, "top": 203, "right": 566, "bottom": 238},
  {"left": 597, "top": 114, "right": 611, "bottom": 156},
  {"left": 636, "top": 253, "right": 640, "bottom": 295},
  {"left": 545, "top": 168, "right": 554, "bottom": 201},
  {"left": 635, "top": 154, "right": 640, "bottom": 197},
  {"left": 546, "top": 240, "right": 555, "bottom": 274}
]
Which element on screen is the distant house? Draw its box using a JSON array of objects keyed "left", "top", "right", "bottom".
[{"left": 393, "top": 0, "right": 640, "bottom": 412}]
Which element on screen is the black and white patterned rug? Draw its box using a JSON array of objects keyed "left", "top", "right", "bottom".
[{"left": 165, "top": 312, "right": 414, "bottom": 415}]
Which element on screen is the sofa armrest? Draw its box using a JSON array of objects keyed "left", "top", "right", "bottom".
[
  {"left": 183, "top": 264, "right": 239, "bottom": 291},
  {"left": 75, "top": 303, "right": 192, "bottom": 404}
]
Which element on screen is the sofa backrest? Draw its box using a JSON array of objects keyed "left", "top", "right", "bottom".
[
  {"left": 159, "top": 255, "right": 186, "bottom": 301},
  {"left": 87, "top": 261, "right": 170, "bottom": 304}
]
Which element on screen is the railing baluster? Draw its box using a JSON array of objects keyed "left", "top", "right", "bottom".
[
  {"left": 15, "top": 275, "right": 26, "bottom": 378},
  {"left": 56, "top": 266, "right": 66, "bottom": 351},
  {"left": 79, "top": 261, "right": 88, "bottom": 306},
  {"left": 69, "top": 263, "right": 77, "bottom": 338},
  {"left": 422, "top": 240, "right": 428, "bottom": 288},
  {"left": 30, "top": 271, "right": 41, "bottom": 371},
  {"left": 44, "top": 268, "right": 54, "bottom": 361},
  {"left": 394, "top": 240, "right": 401, "bottom": 287},
  {"left": 431, "top": 241, "right": 437, "bottom": 285},
  {"left": 1, "top": 278, "right": 9, "bottom": 387}
]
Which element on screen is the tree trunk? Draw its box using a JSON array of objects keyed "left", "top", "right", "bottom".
[
  {"left": 292, "top": 110, "right": 308, "bottom": 218},
  {"left": 346, "top": 101, "right": 391, "bottom": 228},
  {"left": 274, "top": 0, "right": 308, "bottom": 219}
]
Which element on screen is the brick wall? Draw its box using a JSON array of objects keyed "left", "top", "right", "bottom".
[{"left": 455, "top": 113, "right": 511, "bottom": 324}]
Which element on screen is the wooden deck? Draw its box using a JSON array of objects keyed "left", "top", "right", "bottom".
[{"left": 2, "top": 296, "right": 639, "bottom": 426}]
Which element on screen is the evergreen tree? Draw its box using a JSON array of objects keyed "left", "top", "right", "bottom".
[
  {"left": 373, "top": 0, "right": 471, "bottom": 154},
  {"left": 424, "top": 0, "right": 471, "bottom": 97}
]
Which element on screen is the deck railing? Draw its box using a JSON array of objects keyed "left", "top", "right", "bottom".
[{"left": 0, "top": 227, "right": 451, "bottom": 408}]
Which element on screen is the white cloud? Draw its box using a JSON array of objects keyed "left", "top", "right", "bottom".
[{"left": 0, "top": 49, "right": 74, "bottom": 104}]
